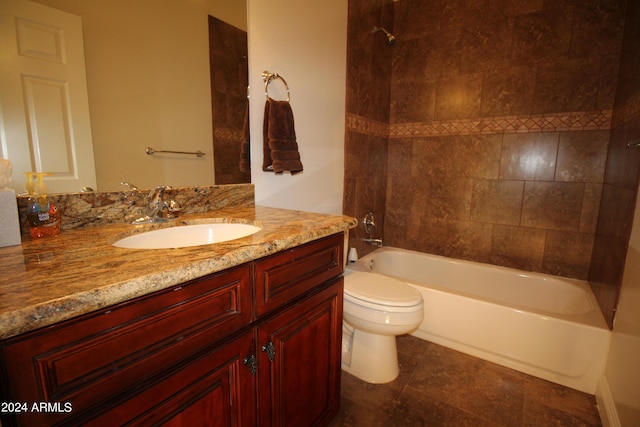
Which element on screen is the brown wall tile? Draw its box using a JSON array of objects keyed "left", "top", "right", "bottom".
[
  {"left": 458, "top": 3, "right": 513, "bottom": 75},
  {"left": 534, "top": 58, "right": 601, "bottom": 114},
  {"left": 435, "top": 73, "right": 483, "bottom": 120},
  {"left": 490, "top": 225, "right": 546, "bottom": 271},
  {"left": 382, "top": 207, "right": 409, "bottom": 248},
  {"left": 588, "top": 0, "right": 640, "bottom": 327},
  {"left": 450, "top": 135, "right": 503, "bottom": 179},
  {"left": 511, "top": 5, "right": 572, "bottom": 65},
  {"left": 392, "top": 81, "right": 436, "bottom": 123},
  {"left": 569, "top": 0, "right": 627, "bottom": 58},
  {"left": 598, "top": 59, "right": 620, "bottom": 110},
  {"left": 387, "top": 174, "right": 415, "bottom": 209},
  {"left": 210, "top": 17, "right": 250, "bottom": 185},
  {"left": 580, "top": 183, "right": 603, "bottom": 233},
  {"left": 410, "top": 138, "right": 450, "bottom": 177},
  {"left": 500, "top": 133, "right": 558, "bottom": 181},
  {"left": 402, "top": 215, "right": 449, "bottom": 256},
  {"left": 543, "top": 231, "right": 594, "bottom": 279},
  {"left": 615, "top": 0, "right": 640, "bottom": 105},
  {"left": 344, "top": 0, "right": 635, "bottom": 326},
  {"left": 603, "top": 127, "right": 640, "bottom": 189},
  {"left": 471, "top": 180, "right": 524, "bottom": 225},
  {"left": 522, "top": 182, "right": 584, "bottom": 231},
  {"left": 444, "top": 220, "right": 493, "bottom": 263},
  {"left": 420, "top": 178, "right": 474, "bottom": 221},
  {"left": 555, "top": 131, "right": 608, "bottom": 182},
  {"left": 481, "top": 66, "right": 536, "bottom": 117}
]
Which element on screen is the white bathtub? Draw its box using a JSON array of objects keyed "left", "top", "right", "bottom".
[{"left": 346, "top": 247, "right": 611, "bottom": 394}]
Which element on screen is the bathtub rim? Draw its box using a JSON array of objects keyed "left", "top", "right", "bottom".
[{"left": 348, "top": 246, "right": 609, "bottom": 331}]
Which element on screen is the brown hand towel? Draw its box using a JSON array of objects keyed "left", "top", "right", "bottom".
[
  {"left": 262, "top": 98, "right": 303, "bottom": 174},
  {"left": 239, "top": 102, "right": 250, "bottom": 172}
]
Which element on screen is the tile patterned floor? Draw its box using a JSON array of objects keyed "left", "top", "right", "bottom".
[{"left": 329, "top": 335, "right": 602, "bottom": 427}]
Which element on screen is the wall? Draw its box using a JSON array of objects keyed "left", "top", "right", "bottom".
[
  {"left": 343, "top": 0, "right": 394, "bottom": 251},
  {"left": 600, "top": 187, "right": 640, "bottom": 426},
  {"left": 210, "top": 16, "right": 250, "bottom": 185},
  {"left": 590, "top": 0, "right": 640, "bottom": 329},
  {"left": 597, "top": 1, "right": 640, "bottom": 423},
  {"left": 345, "top": 0, "right": 626, "bottom": 281},
  {"left": 248, "top": 0, "right": 348, "bottom": 215}
]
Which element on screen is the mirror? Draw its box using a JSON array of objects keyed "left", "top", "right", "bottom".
[
  {"left": 26, "top": 0, "right": 249, "bottom": 191},
  {"left": 209, "top": 14, "right": 250, "bottom": 185}
]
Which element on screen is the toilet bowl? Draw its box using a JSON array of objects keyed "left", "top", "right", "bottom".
[{"left": 341, "top": 270, "right": 423, "bottom": 384}]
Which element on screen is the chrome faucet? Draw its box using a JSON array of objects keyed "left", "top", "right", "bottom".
[
  {"left": 362, "top": 211, "right": 383, "bottom": 246},
  {"left": 120, "top": 181, "right": 138, "bottom": 206},
  {"left": 132, "top": 185, "right": 178, "bottom": 224},
  {"left": 363, "top": 211, "right": 376, "bottom": 235},
  {"left": 363, "top": 237, "right": 383, "bottom": 247}
]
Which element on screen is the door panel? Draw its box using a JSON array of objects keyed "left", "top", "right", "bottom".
[
  {"left": 0, "top": 0, "right": 96, "bottom": 193},
  {"left": 257, "top": 278, "right": 343, "bottom": 426}
]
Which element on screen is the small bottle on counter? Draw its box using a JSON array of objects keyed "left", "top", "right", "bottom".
[{"left": 25, "top": 172, "right": 60, "bottom": 239}]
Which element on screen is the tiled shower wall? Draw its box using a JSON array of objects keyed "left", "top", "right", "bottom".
[
  {"left": 344, "top": 0, "right": 635, "bottom": 325},
  {"left": 210, "top": 16, "right": 250, "bottom": 185},
  {"left": 344, "top": 0, "right": 393, "bottom": 253},
  {"left": 589, "top": 0, "right": 640, "bottom": 327}
]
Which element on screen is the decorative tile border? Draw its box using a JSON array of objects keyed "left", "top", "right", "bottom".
[
  {"left": 347, "top": 110, "right": 615, "bottom": 138},
  {"left": 612, "top": 90, "right": 640, "bottom": 128},
  {"left": 390, "top": 110, "right": 613, "bottom": 137},
  {"left": 345, "top": 114, "right": 389, "bottom": 137}
]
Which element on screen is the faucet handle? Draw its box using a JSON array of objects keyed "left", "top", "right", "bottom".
[
  {"left": 120, "top": 181, "right": 138, "bottom": 190},
  {"left": 162, "top": 199, "right": 182, "bottom": 219},
  {"left": 148, "top": 185, "right": 172, "bottom": 201},
  {"left": 363, "top": 211, "right": 376, "bottom": 235}
]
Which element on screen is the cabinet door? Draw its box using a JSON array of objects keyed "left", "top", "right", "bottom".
[
  {"left": 88, "top": 329, "right": 257, "bottom": 427},
  {"left": 0, "top": 265, "right": 252, "bottom": 426},
  {"left": 256, "top": 278, "right": 343, "bottom": 427}
]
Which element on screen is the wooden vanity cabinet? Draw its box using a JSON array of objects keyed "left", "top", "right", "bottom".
[
  {"left": 253, "top": 233, "right": 344, "bottom": 426},
  {"left": 89, "top": 329, "right": 258, "bottom": 427},
  {"left": 0, "top": 233, "right": 344, "bottom": 427},
  {"left": 256, "top": 277, "right": 343, "bottom": 426}
]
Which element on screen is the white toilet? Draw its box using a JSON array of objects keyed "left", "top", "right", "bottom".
[{"left": 341, "top": 270, "right": 424, "bottom": 384}]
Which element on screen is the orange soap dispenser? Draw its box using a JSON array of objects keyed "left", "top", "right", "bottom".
[{"left": 25, "top": 172, "right": 60, "bottom": 238}]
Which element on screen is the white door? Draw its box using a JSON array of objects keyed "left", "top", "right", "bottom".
[{"left": 0, "top": 0, "right": 96, "bottom": 194}]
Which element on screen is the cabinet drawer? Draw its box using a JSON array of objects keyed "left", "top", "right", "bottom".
[
  {"left": 254, "top": 233, "right": 343, "bottom": 317},
  {"left": 0, "top": 264, "right": 252, "bottom": 426},
  {"left": 86, "top": 330, "right": 257, "bottom": 427}
]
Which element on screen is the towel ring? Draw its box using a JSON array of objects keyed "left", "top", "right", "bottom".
[{"left": 262, "top": 70, "right": 290, "bottom": 102}]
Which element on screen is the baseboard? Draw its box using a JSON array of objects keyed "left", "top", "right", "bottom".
[{"left": 596, "top": 375, "right": 620, "bottom": 427}]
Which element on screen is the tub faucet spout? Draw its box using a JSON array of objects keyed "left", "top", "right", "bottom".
[{"left": 363, "top": 238, "right": 383, "bottom": 247}]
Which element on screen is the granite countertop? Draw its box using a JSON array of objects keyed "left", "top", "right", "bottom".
[{"left": 0, "top": 206, "right": 357, "bottom": 340}]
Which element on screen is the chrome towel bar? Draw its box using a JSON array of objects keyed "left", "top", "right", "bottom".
[{"left": 145, "top": 147, "right": 205, "bottom": 157}]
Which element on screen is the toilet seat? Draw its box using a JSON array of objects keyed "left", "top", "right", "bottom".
[
  {"left": 344, "top": 271, "right": 422, "bottom": 312},
  {"left": 341, "top": 271, "right": 424, "bottom": 383}
]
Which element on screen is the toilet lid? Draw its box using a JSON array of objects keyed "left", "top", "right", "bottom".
[{"left": 344, "top": 271, "right": 422, "bottom": 307}]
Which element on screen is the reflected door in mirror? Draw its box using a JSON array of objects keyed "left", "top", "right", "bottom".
[{"left": 0, "top": 0, "right": 97, "bottom": 193}]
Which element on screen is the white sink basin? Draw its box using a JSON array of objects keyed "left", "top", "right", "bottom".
[{"left": 112, "top": 223, "right": 261, "bottom": 249}]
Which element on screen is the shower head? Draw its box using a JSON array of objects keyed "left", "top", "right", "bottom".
[{"left": 372, "top": 26, "right": 397, "bottom": 46}]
